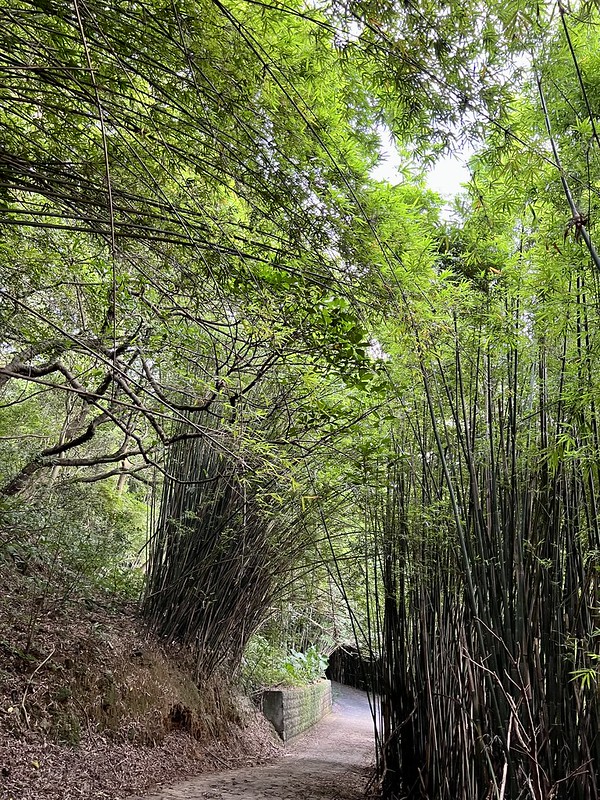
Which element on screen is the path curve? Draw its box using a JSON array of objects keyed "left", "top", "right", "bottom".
[{"left": 131, "top": 683, "right": 375, "bottom": 800}]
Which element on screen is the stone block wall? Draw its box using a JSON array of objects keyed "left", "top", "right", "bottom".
[{"left": 260, "top": 680, "right": 332, "bottom": 741}]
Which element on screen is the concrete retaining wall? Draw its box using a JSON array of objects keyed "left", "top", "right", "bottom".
[{"left": 260, "top": 680, "right": 332, "bottom": 741}]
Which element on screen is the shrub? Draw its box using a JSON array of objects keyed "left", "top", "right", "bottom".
[{"left": 241, "top": 635, "right": 327, "bottom": 692}]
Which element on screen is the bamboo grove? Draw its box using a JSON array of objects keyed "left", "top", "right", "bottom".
[
  {"left": 364, "top": 289, "right": 600, "bottom": 798},
  {"left": 357, "top": 15, "right": 600, "bottom": 796},
  {"left": 2, "top": 0, "right": 600, "bottom": 798}
]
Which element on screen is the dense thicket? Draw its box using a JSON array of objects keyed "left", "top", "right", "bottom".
[
  {"left": 0, "top": 0, "right": 384, "bottom": 665},
  {"left": 356, "top": 11, "right": 600, "bottom": 796}
]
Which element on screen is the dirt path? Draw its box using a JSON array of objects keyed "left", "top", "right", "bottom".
[{"left": 129, "top": 683, "right": 375, "bottom": 800}]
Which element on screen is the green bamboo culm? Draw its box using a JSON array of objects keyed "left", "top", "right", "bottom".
[
  {"left": 363, "top": 310, "right": 600, "bottom": 800},
  {"left": 143, "top": 410, "right": 310, "bottom": 680}
]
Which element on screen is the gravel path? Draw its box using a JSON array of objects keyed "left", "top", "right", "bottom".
[{"left": 129, "top": 684, "right": 375, "bottom": 800}]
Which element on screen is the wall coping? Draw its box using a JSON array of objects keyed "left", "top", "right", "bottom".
[{"left": 259, "top": 679, "right": 332, "bottom": 741}]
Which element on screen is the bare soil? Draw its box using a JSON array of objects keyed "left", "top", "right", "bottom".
[{"left": 129, "top": 684, "right": 376, "bottom": 800}]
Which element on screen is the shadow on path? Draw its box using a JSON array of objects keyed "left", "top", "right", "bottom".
[{"left": 131, "top": 683, "right": 375, "bottom": 800}]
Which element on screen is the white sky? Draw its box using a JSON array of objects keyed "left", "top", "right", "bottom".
[
  {"left": 426, "top": 152, "right": 472, "bottom": 198},
  {"left": 370, "top": 128, "right": 473, "bottom": 208}
]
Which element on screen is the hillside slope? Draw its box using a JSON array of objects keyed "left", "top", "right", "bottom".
[{"left": 0, "top": 536, "right": 281, "bottom": 800}]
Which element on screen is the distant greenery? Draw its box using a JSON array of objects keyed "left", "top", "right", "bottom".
[
  {"left": 2, "top": 482, "right": 147, "bottom": 602},
  {"left": 241, "top": 635, "right": 328, "bottom": 692}
]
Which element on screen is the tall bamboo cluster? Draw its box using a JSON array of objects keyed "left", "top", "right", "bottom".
[
  {"left": 143, "top": 413, "right": 309, "bottom": 679},
  {"left": 368, "top": 295, "right": 600, "bottom": 799}
]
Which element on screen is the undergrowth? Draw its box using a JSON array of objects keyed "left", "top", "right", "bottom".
[{"left": 241, "top": 634, "right": 328, "bottom": 692}]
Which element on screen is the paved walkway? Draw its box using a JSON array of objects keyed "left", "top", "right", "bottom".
[{"left": 130, "top": 684, "right": 375, "bottom": 800}]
